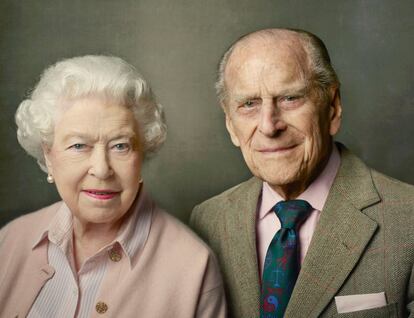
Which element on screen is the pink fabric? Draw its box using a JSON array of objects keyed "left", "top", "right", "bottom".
[
  {"left": 335, "top": 292, "right": 387, "bottom": 313},
  {"left": 0, "top": 192, "right": 226, "bottom": 318},
  {"left": 257, "top": 145, "right": 341, "bottom": 277}
]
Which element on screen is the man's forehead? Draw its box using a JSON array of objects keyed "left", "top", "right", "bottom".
[
  {"left": 225, "top": 50, "right": 309, "bottom": 93},
  {"left": 230, "top": 30, "right": 307, "bottom": 61},
  {"left": 225, "top": 34, "right": 310, "bottom": 80}
]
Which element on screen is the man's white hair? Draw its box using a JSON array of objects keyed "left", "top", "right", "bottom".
[{"left": 15, "top": 55, "right": 166, "bottom": 172}]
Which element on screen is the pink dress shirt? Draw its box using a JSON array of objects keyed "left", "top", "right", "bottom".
[{"left": 256, "top": 145, "right": 341, "bottom": 277}]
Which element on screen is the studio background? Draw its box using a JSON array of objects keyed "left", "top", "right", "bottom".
[{"left": 1, "top": 0, "right": 413, "bottom": 226}]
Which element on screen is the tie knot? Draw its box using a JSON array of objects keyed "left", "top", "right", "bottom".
[{"left": 273, "top": 200, "right": 312, "bottom": 229}]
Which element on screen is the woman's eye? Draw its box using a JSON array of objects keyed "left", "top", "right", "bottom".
[
  {"left": 69, "top": 143, "right": 87, "bottom": 150},
  {"left": 113, "top": 143, "right": 130, "bottom": 151}
]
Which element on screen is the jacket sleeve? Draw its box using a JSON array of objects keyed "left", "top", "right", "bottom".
[
  {"left": 408, "top": 263, "right": 414, "bottom": 318},
  {"left": 189, "top": 204, "right": 214, "bottom": 246},
  {"left": 189, "top": 205, "right": 200, "bottom": 229}
]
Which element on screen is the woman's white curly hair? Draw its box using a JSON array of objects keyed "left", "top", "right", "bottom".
[{"left": 15, "top": 55, "right": 167, "bottom": 172}]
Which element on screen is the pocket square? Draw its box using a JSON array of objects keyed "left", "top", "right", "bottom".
[{"left": 335, "top": 292, "right": 387, "bottom": 314}]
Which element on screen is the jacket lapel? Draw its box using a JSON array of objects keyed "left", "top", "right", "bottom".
[
  {"left": 222, "top": 177, "right": 262, "bottom": 316},
  {"left": 285, "top": 146, "right": 381, "bottom": 317}
]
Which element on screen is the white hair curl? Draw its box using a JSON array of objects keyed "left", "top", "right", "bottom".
[{"left": 15, "top": 55, "right": 167, "bottom": 172}]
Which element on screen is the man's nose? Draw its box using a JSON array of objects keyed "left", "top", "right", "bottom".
[
  {"left": 258, "top": 100, "right": 287, "bottom": 136},
  {"left": 88, "top": 147, "right": 113, "bottom": 179}
]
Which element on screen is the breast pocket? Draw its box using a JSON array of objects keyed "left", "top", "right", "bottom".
[{"left": 336, "top": 302, "right": 398, "bottom": 318}]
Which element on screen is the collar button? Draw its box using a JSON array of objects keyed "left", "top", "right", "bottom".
[{"left": 108, "top": 249, "right": 122, "bottom": 262}]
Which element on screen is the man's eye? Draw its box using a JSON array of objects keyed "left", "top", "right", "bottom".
[
  {"left": 283, "top": 95, "right": 299, "bottom": 102},
  {"left": 243, "top": 99, "right": 259, "bottom": 108}
]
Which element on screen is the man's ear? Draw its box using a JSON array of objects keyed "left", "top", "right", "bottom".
[
  {"left": 328, "top": 86, "right": 342, "bottom": 136},
  {"left": 41, "top": 143, "right": 54, "bottom": 174},
  {"left": 225, "top": 114, "right": 241, "bottom": 147}
]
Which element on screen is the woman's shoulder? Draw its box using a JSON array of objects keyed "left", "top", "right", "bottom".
[
  {"left": 146, "top": 207, "right": 224, "bottom": 292},
  {"left": 0, "top": 201, "right": 63, "bottom": 246},
  {"left": 151, "top": 207, "right": 215, "bottom": 259}
]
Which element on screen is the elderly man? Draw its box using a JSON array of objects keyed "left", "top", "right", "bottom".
[{"left": 190, "top": 28, "right": 414, "bottom": 318}]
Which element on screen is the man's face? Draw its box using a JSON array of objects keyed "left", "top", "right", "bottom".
[{"left": 223, "top": 41, "right": 341, "bottom": 198}]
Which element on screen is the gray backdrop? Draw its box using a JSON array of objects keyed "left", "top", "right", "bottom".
[{"left": 1, "top": 0, "right": 413, "bottom": 226}]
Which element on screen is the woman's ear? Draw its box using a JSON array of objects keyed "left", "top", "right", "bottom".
[{"left": 41, "top": 143, "right": 53, "bottom": 174}]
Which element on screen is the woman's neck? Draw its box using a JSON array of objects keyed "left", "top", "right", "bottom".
[{"left": 72, "top": 218, "right": 122, "bottom": 271}]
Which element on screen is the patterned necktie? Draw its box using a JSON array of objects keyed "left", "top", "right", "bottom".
[{"left": 260, "top": 200, "right": 312, "bottom": 318}]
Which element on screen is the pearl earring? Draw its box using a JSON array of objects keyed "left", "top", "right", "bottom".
[{"left": 47, "top": 174, "right": 54, "bottom": 184}]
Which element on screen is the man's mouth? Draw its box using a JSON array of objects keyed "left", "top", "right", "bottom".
[{"left": 258, "top": 144, "right": 298, "bottom": 153}]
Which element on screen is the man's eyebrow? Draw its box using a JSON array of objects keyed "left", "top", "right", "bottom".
[
  {"left": 232, "top": 87, "right": 308, "bottom": 103},
  {"left": 233, "top": 94, "right": 261, "bottom": 103},
  {"left": 277, "top": 84, "right": 308, "bottom": 96}
]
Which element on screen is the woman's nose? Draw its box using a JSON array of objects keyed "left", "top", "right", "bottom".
[{"left": 88, "top": 147, "right": 113, "bottom": 179}]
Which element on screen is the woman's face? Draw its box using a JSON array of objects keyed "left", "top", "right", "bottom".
[{"left": 44, "top": 96, "right": 143, "bottom": 226}]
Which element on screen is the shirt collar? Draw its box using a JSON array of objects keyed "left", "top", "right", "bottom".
[
  {"left": 116, "top": 185, "right": 153, "bottom": 267},
  {"left": 32, "top": 202, "right": 73, "bottom": 250},
  {"left": 259, "top": 144, "right": 341, "bottom": 219},
  {"left": 32, "top": 185, "right": 153, "bottom": 269}
]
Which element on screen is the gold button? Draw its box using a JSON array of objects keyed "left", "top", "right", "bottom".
[
  {"left": 96, "top": 301, "right": 108, "bottom": 314},
  {"left": 109, "top": 249, "right": 122, "bottom": 262}
]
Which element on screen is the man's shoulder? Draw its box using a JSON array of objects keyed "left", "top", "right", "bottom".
[
  {"left": 339, "top": 145, "right": 414, "bottom": 224},
  {"left": 191, "top": 176, "right": 260, "bottom": 216},
  {"left": 337, "top": 144, "right": 414, "bottom": 203},
  {"left": 189, "top": 176, "right": 261, "bottom": 243},
  {"left": 371, "top": 169, "right": 414, "bottom": 203}
]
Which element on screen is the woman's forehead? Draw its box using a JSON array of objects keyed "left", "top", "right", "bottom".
[{"left": 53, "top": 97, "right": 139, "bottom": 139}]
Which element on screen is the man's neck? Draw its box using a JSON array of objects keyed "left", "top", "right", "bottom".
[{"left": 269, "top": 145, "right": 334, "bottom": 200}]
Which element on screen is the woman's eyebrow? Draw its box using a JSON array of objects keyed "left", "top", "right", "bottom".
[{"left": 62, "top": 130, "right": 136, "bottom": 142}]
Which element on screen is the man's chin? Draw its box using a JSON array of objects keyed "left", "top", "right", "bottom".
[{"left": 258, "top": 171, "right": 300, "bottom": 187}]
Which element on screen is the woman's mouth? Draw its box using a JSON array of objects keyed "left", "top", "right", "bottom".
[{"left": 82, "top": 189, "right": 120, "bottom": 200}]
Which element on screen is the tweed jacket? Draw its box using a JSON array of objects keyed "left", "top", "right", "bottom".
[
  {"left": 190, "top": 145, "right": 414, "bottom": 317},
  {"left": 0, "top": 192, "right": 226, "bottom": 318}
]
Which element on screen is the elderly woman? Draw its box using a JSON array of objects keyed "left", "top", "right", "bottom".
[{"left": 0, "top": 56, "right": 226, "bottom": 317}]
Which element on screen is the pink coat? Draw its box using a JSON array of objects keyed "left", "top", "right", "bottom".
[{"left": 0, "top": 197, "right": 226, "bottom": 318}]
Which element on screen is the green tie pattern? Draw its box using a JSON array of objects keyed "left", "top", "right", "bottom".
[{"left": 260, "top": 200, "right": 312, "bottom": 318}]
